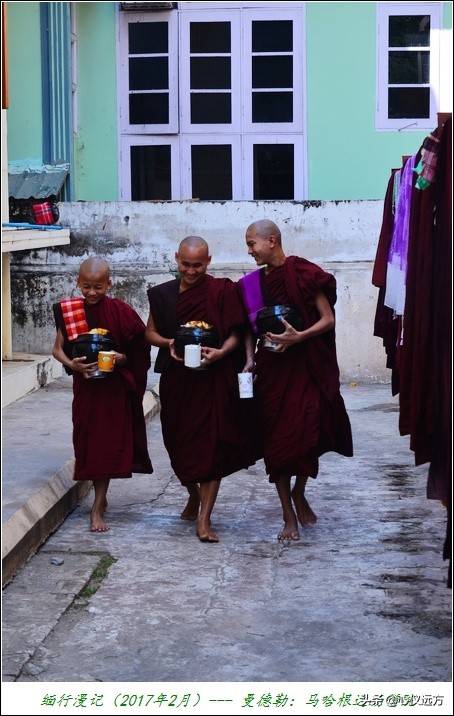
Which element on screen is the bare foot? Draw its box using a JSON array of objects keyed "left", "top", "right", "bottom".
[
  {"left": 196, "top": 518, "right": 219, "bottom": 543},
  {"left": 180, "top": 494, "right": 200, "bottom": 521},
  {"left": 277, "top": 517, "right": 300, "bottom": 542},
  {"left": 90, "top": 508, "right": 109, "bottom": 533},
  {"left": 291, "top": 488, "right": 317, "bottom": 527}
]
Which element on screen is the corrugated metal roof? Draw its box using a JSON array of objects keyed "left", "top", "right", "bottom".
[
  {"left": 8, "top": 163, "right": 70, "bottom": 199},
  {"left": 120, "top": 2, "right": 176, "bottom": 10}
]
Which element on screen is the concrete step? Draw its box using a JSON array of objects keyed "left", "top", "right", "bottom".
[
  {"left": 2, "top": 353, "right": 62, "bottom": 408},
  {"left": 2, "top": 375, "right": 160, "bottom": 586}
]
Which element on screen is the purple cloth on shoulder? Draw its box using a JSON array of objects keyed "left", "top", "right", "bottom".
[{"left": 238, "top": 269, "right": 265, "bottom": 335}]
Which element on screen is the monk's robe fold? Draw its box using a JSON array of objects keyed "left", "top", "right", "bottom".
[
  {"left": 54, "top": 296, "right": 153, "bottom": 481},
  {"left": 148, "top": 275, "right": 256, "bottom": 485},
  {"left": 252, "top": 257, "right": 353, "bottom": 481}
]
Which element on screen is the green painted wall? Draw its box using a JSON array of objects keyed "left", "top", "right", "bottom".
[
  {"left": 306, "top": 1, "right": 451, "bottom": 200},
  {"left": 7, "top": 2, "right": 43, "bottom": 164},
  {"left": 7, "top": 2, "right": 449, "bottom": 201},
  {"left": 73, "top": 0, "right": 451, "bottom": 201},
  {"left": 74, "top": 2, "right": 118, "bottom": 200}
]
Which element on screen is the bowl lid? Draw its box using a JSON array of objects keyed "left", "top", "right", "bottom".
[
  {"left": 75, "top": 332, "right": 113, "bottom": 341},
  {"left": 257, "top": 304, "right": 293, "bottom": 317},
  {"left": 177, "top": 325, "right": 217, "bottom": 334}
]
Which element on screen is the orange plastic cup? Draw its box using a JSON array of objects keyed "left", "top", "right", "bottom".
[{"left": 98, "top": 351, "right": 116, "bottom": 372}]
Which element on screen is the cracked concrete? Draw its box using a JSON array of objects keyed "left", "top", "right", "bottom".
[
  {"left": 2, "top": 375, "right": 159, "bottom": 586},
  {"left": 2, "top": 385, "right": 451, "bottom": 682}
]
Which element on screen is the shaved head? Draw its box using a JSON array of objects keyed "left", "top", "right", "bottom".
[
  {"left": 246, "top": 220, "right": 281, "bottom": 245},
  {"left": 175, "top": 236, "right": 211, "bottom": 289},
  {"left": 178, "top": 236, "right": 210, "bottom": 256},
  {"left": 78, "top": 256, "right": 110, "bottom": 279},
  {"left": 77, "top": 256, "right": 111, "bottom": 304}
]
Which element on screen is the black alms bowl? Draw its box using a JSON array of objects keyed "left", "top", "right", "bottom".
[
  {"left": 174, "top": 326, "right": 220, "bottom": 359},
  {"left": 72, "top": 332, "right": 115, "bottom": 365},
  {"left": 256, "top": 305, "right": 303, "bottom": 336}
]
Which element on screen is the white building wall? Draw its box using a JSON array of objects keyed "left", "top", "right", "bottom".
[{"left": 11, "top": 199, "right": 390, "bottom": 383}]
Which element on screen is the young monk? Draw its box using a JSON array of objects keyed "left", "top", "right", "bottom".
[
  {"left": 239, "top": 220, "right": 353, "bottom": 541},
  {"left": 146, "top": 236, "right": 255, "bottom": 543},
  {"left": 52, "top": 257, "right": 153, "bottom": 532}
]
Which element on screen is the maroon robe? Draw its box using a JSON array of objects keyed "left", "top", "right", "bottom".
[
  {"left": 55, "top": 296, "right": 153, "bottom": 481},
  {"left": 151, "top": 275, "right": 256, "bottom": 485},
  {"left": 372, "top": 168, "right": 401, "bottom": 394},
  {"left": 253, "top": 257, "right": 353, "bottom": 481},
  {"left": 397, "top": 134, "right": 441, "bottom": 468},
  {"left": 372, "top": 168, "right": 398, "bottom": 288},
  {"left": 428, "top": 119, "right": 452, "bottom": 586},
  {"left": 427, "top": 118, "right": 451, "bottom": 502}
]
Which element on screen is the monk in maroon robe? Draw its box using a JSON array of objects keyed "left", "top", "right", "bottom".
[
  {"left": 52, "top": 257, "right": 153, "bottom": 532},
  {"left": 146, "top": 237, "right": 256, "bottom": 543},
  {"left": 240, "top": 220, "right": 353, "bottom": 541}
]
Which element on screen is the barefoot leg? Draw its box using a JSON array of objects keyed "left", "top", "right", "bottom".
[
  {"left": 273, "top": 475, "right": 300, "bottom": 541},
  {"left": 291, "top": 475, "right": 317, "bottom": 527},
  {"left": 180, "top": 483, "right": 200, "bottom": 521},
  {"left": 90, "top": 479, "right": 110, "bottom": 532},
  {"left": 197, "top": 479, "right": 221, "bottom": 542}
]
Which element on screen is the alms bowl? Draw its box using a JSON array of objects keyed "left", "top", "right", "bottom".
[
  {"left": 256, "top": 305, "right": 303, "bottom": 336},
  {"left": 174, "top": 325, "right": 220, "bottom": 359}
]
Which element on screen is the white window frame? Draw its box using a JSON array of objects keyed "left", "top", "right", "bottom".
[
  {"left": 120, "top": 135, "right": 181, "bottom": 200},
  {"left": 179, "top": 9, "right": 242, "bottom": 134},
  {"left": 243, "top": 134, "right": 304, "bottom": 200},
  {"left": 180, "top": 135, "right": 242, "bottom": 200},
  {"left": 242, "top": 7, "right": 305, "bottom": 134},
  {"left": 118, "top": 10, "right": 179, "bottom": 134},
  {"left": 117, "top": 3, "right": 308, "bottom": 200},
  {"left": 178, "top": 2, "right": 305, "bottom": 8},
  {"left": 376, "top": 2, "right": 441, "bottom": 131}
]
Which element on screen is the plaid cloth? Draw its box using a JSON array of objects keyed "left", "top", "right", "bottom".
[
  {"left": 414, "top": 133, "right": 440, "bottom": 189},
  {"left": 60, "top": 298, "right": 89, "bottom": 341},
  {"left": 31, "top": 201, "right": 55, "bottom": 225}
]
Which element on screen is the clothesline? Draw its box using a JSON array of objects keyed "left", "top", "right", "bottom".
[{"left": 372, "top": 112, "right": 452, "bottom": 587}]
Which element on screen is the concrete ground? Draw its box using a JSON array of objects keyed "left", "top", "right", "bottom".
[
  {"left": 2, "top": 384, "right": 451, "bottom": 682},
  {"left": 2, "top": 374, "right": 158, "bottom": 585}
]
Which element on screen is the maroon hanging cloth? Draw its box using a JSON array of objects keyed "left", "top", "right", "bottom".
[
  {"left": 55, "top": 296, "right": 153, "bottom": 481},
  {"left": 158, "top": 275, "right": 257, "bottom": 485},
  {"left": 426, "top": 118, "right": 452, "bottom": 588},
  {"left": 372, "top": 169, "right": 401, "bottom": 391},
  {"left": 427, "top": 117, "right": 452, "bottom": 502},
  {"left": 372, "top": 168, "right": 398, "bottom": 288},
  {"left": 397, "top": 141, "right": 439, "bottom": 465}
]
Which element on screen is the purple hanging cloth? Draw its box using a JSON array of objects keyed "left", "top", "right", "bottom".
[{"left": 384, "top": 154, "right": 416, "bottom": 315}]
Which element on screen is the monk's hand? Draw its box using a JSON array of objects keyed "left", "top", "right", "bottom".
[
  {"left": 266, "top": 318, "right": 302, "bottom": 349},
  {"left": 201, "top": 346, "right": 224, "bottom": 365},
  {"left": 242, "top": 357, "right": 255, "bottom": 372},
  {"left": 113, "top": 352, "right": 127, "bottom": 368},
  {"left": 71, "top": 357, "right": 98, "bottom": 379},
  {"left": 169, "top": 339, "right": 184, "bottom": 362}
]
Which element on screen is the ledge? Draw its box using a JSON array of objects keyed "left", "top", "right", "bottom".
[
  {"left": 1, "top": 226, "right": 70, "bottom": 253},
  {"left": 2, "top": 353, "right": 63, "bottom": 408}
]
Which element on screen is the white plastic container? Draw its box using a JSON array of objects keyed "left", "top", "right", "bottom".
[
  {"left": 238, "top": 372, "right": 253, "bottom": 398},
  {"left": 184, "top": 344, "right": 201, "bottom": 368}
]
